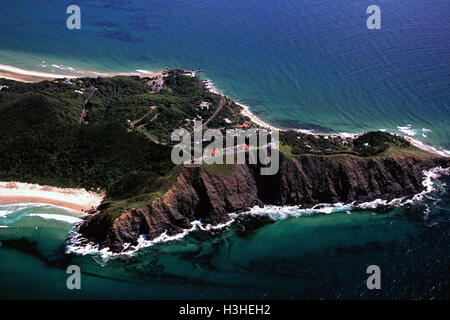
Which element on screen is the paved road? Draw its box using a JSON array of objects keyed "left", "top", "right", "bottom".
[
  {"left": 141, "top": 130, "right": 167, "bottom": 146},
  {"left": 130, "top": 106, "right": 158, "bottom": 127}
]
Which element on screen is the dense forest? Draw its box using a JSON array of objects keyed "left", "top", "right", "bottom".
[{"left": 0, "top": 71, "right": 430, "bottom": 217}]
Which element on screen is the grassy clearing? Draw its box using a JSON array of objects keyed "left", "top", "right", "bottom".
[{"left": 201, "top": 163, "right": 234, "bottom": 177}]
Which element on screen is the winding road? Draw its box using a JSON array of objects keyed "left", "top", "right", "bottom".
[
  {"left": 79, "top": 85, "right": 98, "bottom": 124},
  {"left": 195, "top": 95, "right": 226, "bottom": 131}
]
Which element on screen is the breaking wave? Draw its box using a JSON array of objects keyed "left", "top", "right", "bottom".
[{"left": 65, "top": 166, "right": 449, "bottom": 261}]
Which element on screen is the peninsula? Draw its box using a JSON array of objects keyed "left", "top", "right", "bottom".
[{"left": 0, "top": 70, "right": 448, "bottom": 253}]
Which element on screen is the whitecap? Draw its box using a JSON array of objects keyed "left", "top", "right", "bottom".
[
  {"left": 202, "top": 79, "right": 220, "bottom": 95},
  {"left": 66, "top": 217, "right": 236, "bottom": 260},
  {"left": 66, "top": 166, "right": 449, "bottom": 260},
  {"left": 295, "top": 129, "right": 315, "bottom": 135},
  {"left": 397, "top": 125, "right": 416, "bottom": 136},
  {"left": 135, "top": 69, "right": 153, "bottom": 74},
  {"left": 0, "top": 210, "right": 13, "bottom": 217}
]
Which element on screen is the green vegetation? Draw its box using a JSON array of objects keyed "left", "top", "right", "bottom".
[
  {"left": 201, "top": 163, "right": 234, "bottom": 177},
  {"left": 0, "top": 72, "right": 434, "bottom": 221},
  {"left": 0, "top": 71, "right": 249, "bottom": 219},
  {"left": 280, "top": 131, "right": 354, "bottom": 156},
  {"left": 96, "top": 166, "right": 184, "bottom": 220},
  {"left": 278, "top": 142, "right": 294, "bottom": 158},
  {"left": 279, "top": 130, "right": 421, "bottom": 158}
]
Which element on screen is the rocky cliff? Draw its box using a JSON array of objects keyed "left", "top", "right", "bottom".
[{"left": 78, "top": 152, "right": 449, "bottom": 252}]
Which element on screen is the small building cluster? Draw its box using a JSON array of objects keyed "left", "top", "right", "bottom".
[{"left": 199, "top": 101, "right": 211, "bottom": 110}]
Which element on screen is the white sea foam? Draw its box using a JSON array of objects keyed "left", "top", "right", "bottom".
[
  {"left": 0, "top": 210, "right": 13, "bottom": 217},
  {"left": 0, "top": 226, "right": 9, "bottom": 229},
  {"left": 203, "top": 79, "right": 221, "bottom": 95},
  {"left": 295, "top": 129, "right": 316, "bottom": 135},
  {"left": 405, "top": 137, "right": 450, "bottom": 157},
  {"left": 66, "top": 217, "right": 236, "bottom": 260},
  {"left": 397, "top": 124, "right": 417, "bottom": 136},
  {"left": 339, "top": 132, "right": 359, "bottom": 138},
  {"left": 421, "top": 128, "right": 431, "bottom": 138},
  {"left": 0, "top": 203, "right": 45, "bottom": 216},
  {"left": 28, "top": 213, "right": 83, "bottom": 224},
  {"left": 236, "top": 202, "right": 354, "bottom": 220},
  {"left": 65, "top": 166, "right": 449, "bottom": 260},
  {"left": 411, "top": 167, "right": 449, "bottom": 202},
  {"left": 0, "top": 64, "right": 73, "bottom": 79},
  {"left": 0, "top": 202, "right": 84, "bottom": 215},
  {"left": 136, "top": 69, "right": 153, "bottom": 74},
  {"left": 357, "top": 197, "right": 406, "bottom": 209}
]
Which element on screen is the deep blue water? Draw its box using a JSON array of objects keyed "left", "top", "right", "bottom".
[
  {"left": 0, "top": 0, "right": 449, "bottom": 299},
  {"left": 0, "top": 0, "right": 449, "bottom": 150}
]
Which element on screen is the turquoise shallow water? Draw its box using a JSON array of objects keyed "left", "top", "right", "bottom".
[
  {"left": 0, "top": 175, "right": 449, "bottom": 299},
  {"left": 0, "top": 0, "right": 449, "bottom": 299},
  {"left": 0, "top": 0, "right": 449, "bottom": 151}
]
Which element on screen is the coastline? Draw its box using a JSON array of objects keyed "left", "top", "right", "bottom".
[
  {"left": 236, "top": 96, "right": 447, "bottom": 157},
  {"left": 1, "top": 63, "right": 447, "bottom": 157},
  {"left": 0, "top": 64, "right": 162, "bottom": 83},
  {"left": 67, "top": 165, "right": 450, "bottom": 259},
  {"left": 0, "top": 181, "right": 104, "bottom": 212},
  {"left": 203, "top": 79, "right": 448, "bottom": 158},
  {"left": 238, "top": 102, "right": 285, "bottom": 132},
  {"left": 0, "top": 64, "right": 75, "bottom": 83},
  {"left": 403, "top": 136, "right": 446, "bottom": 157}
]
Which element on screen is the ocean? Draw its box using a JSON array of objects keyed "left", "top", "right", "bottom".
[
  {"left": 0, "top": 0, "right": 449, "bottom": 299},
  {"left": 0, "top": 0, "right": 449, "bottom": 151},
  {"left": 0, "top": 173, "right": 449, "bottom": 299}
]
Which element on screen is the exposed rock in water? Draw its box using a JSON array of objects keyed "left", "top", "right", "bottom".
[{"left": 79, "top": 153, "right": 449, "bottom": 252}]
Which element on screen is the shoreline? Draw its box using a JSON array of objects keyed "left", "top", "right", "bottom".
[
  {"left": 0, "top": 64, "right": 162, "bottom": 83},
  {"left": 1, "top": 64, "right": 447, "bottom": 158},
  {"left": 403, "top": 136, "right": 446, "bottom": 157},
  {"left": 0, "top": 197, "right": 89, "bottom": 212},
  {"left": 238, "top": 102, "right": 285, "bottom": 132},
  {"left": 203, "top": 79, "right": 447, "bottom": 158},
  {"left": 67, "top": 165, "right": 450, "bottom": 259},
  {"left": 0, "top": 64, "right": 75, "bottom": 83},
  {"left": 236, "top": 97, "right": 447, "bottom": 157},
  {"left": 0, "top": 181, "right": 104, "bottom": 212}
]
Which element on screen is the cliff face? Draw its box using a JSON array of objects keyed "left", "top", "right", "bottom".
[{"left": 79, "top": 153, "right": 449, "bottom": 252}]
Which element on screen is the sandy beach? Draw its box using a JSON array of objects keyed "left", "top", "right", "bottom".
[
  {"left": 238, "top": 103, "right": 285, "bottom": 132},
  {"left": 237, "top": 100, "right": 448, "bottom": 157},
  {"left": 0, "top": 64, "right": 165, "bottom": 83},
  {"left": 0, "top": 181, "right": 104, "bottom": 211},
  {"left": 404, "top": 136, "right": 446, "bottom": 157},
  {"left": 0, "top": 64, "right": 75, "bottom": 83},
  {"left": 2, "top": 64, "right": 446, "bottom": 158}
]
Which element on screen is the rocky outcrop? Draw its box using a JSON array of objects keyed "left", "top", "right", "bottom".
[{"left": 79, "top": 153, "right": 449, "bottom": 252}]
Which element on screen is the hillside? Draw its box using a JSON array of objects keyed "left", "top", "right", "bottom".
[{"left": 0, "top": 71, "right": 448, "bottom": 252}]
